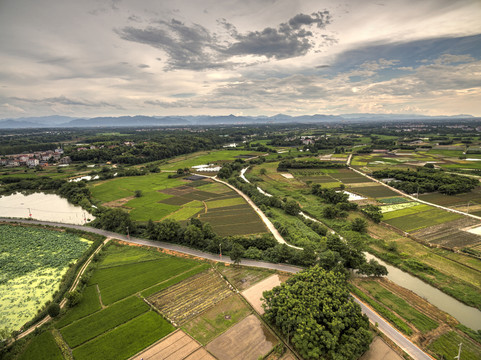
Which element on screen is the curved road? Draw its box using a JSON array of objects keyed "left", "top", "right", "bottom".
[{"left": 1, "top": 217, "right": 432, "bottom": 359}]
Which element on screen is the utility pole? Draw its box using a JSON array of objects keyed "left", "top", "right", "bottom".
[
  {"left": 28, "top": 208, "right": 32, "bottom": 218},
  {"left": 126, "top": 226, "right": 130, "bottom": 240},
  {"left": 219, "top": 243, "right": 222, "bottom": 259},
  {"left": 454, "top": 342, "right": 462, "bottom": 360}
]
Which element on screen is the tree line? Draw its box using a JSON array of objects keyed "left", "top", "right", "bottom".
[{"left": 372, "top": 167, "right": 478, "bottom": 195}]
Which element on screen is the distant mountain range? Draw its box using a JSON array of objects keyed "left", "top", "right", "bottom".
[{"left": 0, "top": 113, "right": 476, "bottom": 129}]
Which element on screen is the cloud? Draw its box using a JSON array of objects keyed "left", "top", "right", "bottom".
[
  {"left": 10, "top": 95, "right": 123, "bottom": 109},
  {"left": 116, "top": 11, "right": 334, "bottom": 70}
]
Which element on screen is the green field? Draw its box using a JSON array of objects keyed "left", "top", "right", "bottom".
[
  {"left": 60, "top": 296, "right": 149, "bottom": 348},
  {"left": 429, "top": 331, "right": 481, "bottom": 360},
  {"left": 182, "top": 295, "right": 251, "bottom": 345},
  {"left": 17, "top": 331, "right": 63, "bottom": 360},
  {"left": 55, "top": 285, "right": 101, "bottom": 328},
  {"left": 88, "top": 256, "right": 199, "bottom": 305},
  {"left": 384, "top": 208, "right": 463, "bottom": 232},
  {"left": 381, "top": 204, "right": 432, "bottom": 220},
  {"left": 72, "top": 311, "right": 174, "bottom": 360},
  {"left": 205, "top": 197, "right": 246, "bottom": 209},
  {"left": 0, "top": 225, "right": 92, "bottom": 334},
  {"left": 359, "top": 281, "right": 438, "bottom": 333}
]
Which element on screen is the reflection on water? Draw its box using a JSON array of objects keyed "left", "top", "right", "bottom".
[
  {"left": 0, "top": 192, "right": 95, "bottom": 225},
  {"left": 365, "top": 252, "right": 481, "bottom": 330}
]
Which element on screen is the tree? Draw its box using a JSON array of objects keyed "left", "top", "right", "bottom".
[
  {"left": 284, "top": 199, "right": 300, "bottom": 216},
  {"left": 262, "top": 266, "right": 371, "bottom": 360},
  {"left": 351, "top": 218, "right": 367, "bottom": 233},
  {"left": 230, "top": 243, "right": 245, "bottom": 265},
  {"left": 260, "top": 168, "right": 267, "bottom": 175},
  {"left": 47, "top": 303, "right": 60, "bottom": 317},
  {"left": 67, "top": 290, "right": 82, "bottom": 307},
  {"left": 183, "top": 225, "right": 205, "bottom": 248},
  {"left": 134, "top": 189, "right": 142, "bottom": 197}
]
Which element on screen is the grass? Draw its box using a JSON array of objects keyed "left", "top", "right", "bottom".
[
  {"left": 384, "top": 208, "right": 463, "bottom": 232},
  {"left": 429, "top": 331, "right": 481, "bottom": 360},
  {"left": 90, "top": 173, "right": 184, "bottom": 220},
  {"left": 60, "top": 296, "right": 149, "bottom": 348},
  {"left": 164, "top": 201, "right": 203, "bottom": 220},
  {"left": 206, "top": 197, "right": 246, "bottom": 209},
  {"left": 55, "top": 285, "right": 101, "bottom": 328},
  {"left": 141, "top": 263, "right": 211, "bottom": 298},
  {"left": 17, "top": 330, "right": 63, "bottom": 360},
  {"left": 182, "top": 295, "right": 251, "bottom": 345},
  {"left": 381, "top": 204, "right": 432, "bottom": 220},
  {"left": 88, "top": 256, "right": 199, "bottom": 304},
  {"left": 359, "top": 281, "right": 438, "bottom": 333},
  {"left": 72, "top": 311, "right": 174, "bottom": 360},
  {"left": 98, "top": 244, "right": 164, "bottom": 268},
  {"left": 349, "top": 285, "right": 413, "bottom": 335}
]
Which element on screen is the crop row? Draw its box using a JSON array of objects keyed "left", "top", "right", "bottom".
[{"left": 148, "top": 270, "right": 233, "bottom": 325}]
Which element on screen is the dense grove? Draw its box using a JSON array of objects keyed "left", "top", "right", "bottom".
[
  {"left": 372, "top": 168, "right": 478, "bottom": 195},
  {"left": 263, "top": 266, "right": 372, "bottom": 360},
  {"left": 277, "top": 159, "right": 346, "bottom": 171}
]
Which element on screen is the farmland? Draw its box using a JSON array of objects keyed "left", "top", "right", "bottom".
[
  {"left": 91, "top": 172, "right": 267, "bottom": 236},
  {"left": 429, "top": 331, "right": 481, "bottom": 360},
  {"left": 0, "top": 225, "right": 92, "bottom": 334},
  {"left": 355, "top": 280, "right": 438, "bottom": 333},
  {"left": 147, "top": 269, "right": 233, "bottom": 325},
  {"left": 42, "top": 243, "right": 210, "bottom": 360}
]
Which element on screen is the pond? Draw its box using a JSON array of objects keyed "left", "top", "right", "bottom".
[
  {"left": 0, "top": 192, "right": 95, "bottom": 225},
  {"left": 365, "top": 252, "right": 481, "bottom": 330}
]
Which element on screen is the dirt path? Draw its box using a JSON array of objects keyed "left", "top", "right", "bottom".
[
  {"left": 349, "top": 166, "right": 481, "bottom": 221},
  {"left": 196, "top": 173, "right": 302, "bottom": 250}
]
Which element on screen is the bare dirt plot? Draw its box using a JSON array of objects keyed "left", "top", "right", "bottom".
[
  {"left": 131, "top": 329, "right": 215, "bottom": 360},
  {"left": 147, "top": 270, "right": 233, "bottom": 326},
  {"left": 280, "top": 173, "right": 294, "bottom": 179},
  {"left": 242, "top": 274, "right": 281, "bottom": 315},
  {"left": 206, "top": 314, "right": 278, "bottom": 360},
  {"left": 359, "top": 336, "right": 403, "bottom": 360}
]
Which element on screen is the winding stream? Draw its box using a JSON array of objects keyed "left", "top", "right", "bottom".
[{"left": 364, "top": 253, "right": 481, "bottom": 330}]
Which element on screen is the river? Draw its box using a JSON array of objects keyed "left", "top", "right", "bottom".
[
  {"left": 364, "top": 252, "right": 481, "bottom": 330},
  {"left": 0, "top": 192, "right": 95, "bottom": 225}
]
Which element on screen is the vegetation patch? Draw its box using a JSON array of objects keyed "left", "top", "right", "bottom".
[
  {"left": 381, "top": 204, "right": 432, "bottom": 220},
  {"left": 384, "top": 208, "right": 463, "bottom": 232},
  {"left": 429, "top": 331, "right": 481, "bottom": 360},
  {"left": 148, "top": 270, "right": 233, "bottom": 326},
  {"left": 182, "top": 294, "right": 251, "bottom": 345},
  {"left": 88, "top": 256, "right": 199, "bottom": 305},
  {"left": 205, "top": 197, "right": 246, "bottom": 209},
  {"left": 55, "top": 285, "right": 101, "bottom": 328},
  {"left": 17, "top": 330, "right": 63, "bottom": 360},
  {"left": 379, "top": 201, "right": 420, "bottom": 213},
  {"left": 358, "top": 280, "right": 438, "bottom": 333},
  {"left": 60, "top": 295, "right": 149, "bottom": 348},
  {"left": 72, "top": 311, "right": 174, "bottom": 360},
  {"left": 0, "top": 225, "right": 91, "bottom": 334}
]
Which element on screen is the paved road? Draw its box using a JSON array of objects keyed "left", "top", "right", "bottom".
[
  {"left": 1, "top": 217, "right": 433, "bottom": 359},
  {"left": 352, "top": 295, "right": 434, "bottom": 360}
]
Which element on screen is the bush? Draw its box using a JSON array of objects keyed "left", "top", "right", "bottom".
[{"left": 47, "top": 303, "right": 60, "bottom": 318}]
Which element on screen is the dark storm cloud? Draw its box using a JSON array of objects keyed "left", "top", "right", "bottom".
[{"left": 117, "top": 11, "right": 333, "bottom": 70}]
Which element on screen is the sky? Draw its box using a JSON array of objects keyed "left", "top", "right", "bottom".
[{"left": 0, "top": 0, "right": 481, "bottom": 119}]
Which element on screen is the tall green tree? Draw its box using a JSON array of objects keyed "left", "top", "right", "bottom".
[{"left": 262, "top": 266, "right": 371, "bottom": 360}]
